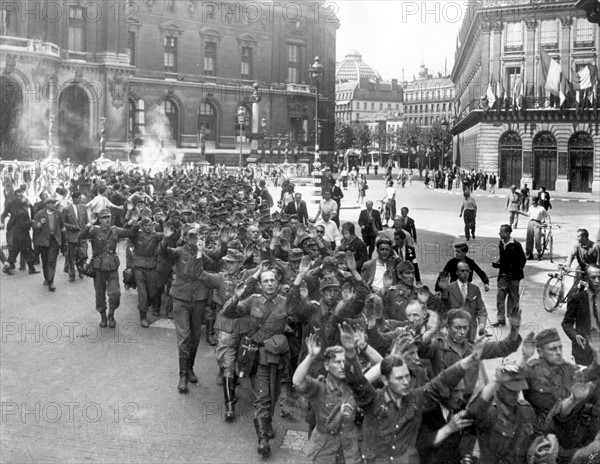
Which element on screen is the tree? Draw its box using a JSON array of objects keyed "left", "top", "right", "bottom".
[
  {"left": 334, "top": 123, "right": 354, "bottom": 152},
  {"left": 396, "top": 122, "right": 422, "bottom": 152},
  {"left": 353, "top": 124, "right": 371, "bottom": 155}
]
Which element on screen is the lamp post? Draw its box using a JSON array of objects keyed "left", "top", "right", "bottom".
[
  {"left": 309, "top": 56, "right": 323, "bottom": 181},
  {"left": 440, "top": 117, "right": 448, "bottom": 170},
  {"left": 237, "top": 107, "right": 245, "bottom": 168},
  {"left": 261, "top": 117, "right": 267, "bottom": 158}
]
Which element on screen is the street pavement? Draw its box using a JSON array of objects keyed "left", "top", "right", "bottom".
[{"left": 1, "top": 177, "right": 598, "bottom": 464}]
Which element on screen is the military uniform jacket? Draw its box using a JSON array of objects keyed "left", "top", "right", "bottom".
[
  {"left": 376, "top": 282, "right": 419, "bottom": 322},
  {"left": 199, "top": 269, "right": 256, "bottom": 333},
  {"left": 344, "top": 355, "right": 466, "bottom": 463},
  {"left": 222, "top": 292, "right": 290, "bottom": 364},
  {"left": 159, "top": 240, "right": 225, "bottom": 301},
  {"left": 79, "top": 224, "right": 136, "bottom": 271},
  {"left": 131, "top": 229, "right": 164, "bottom": 268},
  {"left": 468, "top": 392, "right": 536, "bottom": 464},
  {"left": 419, "top": 332, "right": 522, "bottom": 395}
]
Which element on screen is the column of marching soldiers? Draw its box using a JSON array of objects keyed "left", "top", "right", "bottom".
[{"left": 1, "top": 163, "right": 600, "bottom": 464}]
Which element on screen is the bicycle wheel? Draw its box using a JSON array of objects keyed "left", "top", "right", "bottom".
[
  {"left": 543, "top": 276, "right": 562, "bottom": 312},
  {"left": 548, "top": 235, "right": 553, "bottom": 263},
  {"left": 539, "top": 233, "right": 547, "bottom": 259}
]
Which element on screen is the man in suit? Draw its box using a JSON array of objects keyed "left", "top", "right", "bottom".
[
  {"left": 284, "top": 192, "right": 309, "bottom": 225},
  {"left": 62, "top": 191, "right": 89, "bottom": 282},
  {"left": 562, "top": 264, "right": 600, "bottom": 366},
  {"left": 439, "top": 262, "right": 487, "bottom": 342},
  {"left": 399, "top": 206, "right": 417, "bottom": 242},
  {"left": 358, "top": 200, "right": 382, "bottom": 258},
  {"left": 361, "top": 238, "right": 399, "bottom": 293},
  {"left": 33, "top": 198, "right": 66, "bottom": 291},
  {"left": 0, "top": 188, "right": 39, "bottom": 275}
]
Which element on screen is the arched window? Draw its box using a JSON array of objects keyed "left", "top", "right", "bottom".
[
  {"left": 568, "top": 132, "right": 594, "bottom": 192},
  {"left": 163, "top": 99, "right": 179, "bottom": 144},
  {"left": 198, "top": 102, "right": 217, "bottom": 142},
  {"left": 533, "top": 131, "right": 557, "bottom": 190}
]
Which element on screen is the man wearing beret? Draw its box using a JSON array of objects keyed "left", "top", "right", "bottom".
[
  {"left": 521, "top": 327, "right": 600, "bottom": 434},
  {"left": 467, "top": 364, "right": 539, "bottom": 464},
  {"left": 33, "top": 197, "right": 66, "bottom": 292},
  {"left": 79, "top": 208, "right": 138, "bottom": 326}
]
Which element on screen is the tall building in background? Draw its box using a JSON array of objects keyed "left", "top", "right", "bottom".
[
  {"left": 403, "top": 64, "right": 454, "bottom": 129},
  {"left": 451, "top": 0, "right": 599, "bottom": 193},
  {"left": 0, "top": 0, "right": 338, "bottom": 164}
]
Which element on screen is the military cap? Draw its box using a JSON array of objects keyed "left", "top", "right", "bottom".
[
  {"left": 258, "top": 202, "right": 270, "bottom": 211},
  {"left": 288, "top": 248, "right": 304, "bottom": 261},
  {"left": 45, "top": 197, "right": 59, "bottom": 205},
  {"left": 320, "top": 276, "right": 340, "bottom": 291},
  {"left": 228, "top": 239, "right": 244, "bottom": 252},
  {"left": 97, "top": 208, "right": 111, "bottom": 218},
  {"left": 534, "top": 328, "right": 561, "bottom": 348},
  {"left": 222, "top": 249, "right": 244, "bottom": 262},
  {"left": 181, "top": 206, "right": 193, "bottom": 214},
  {"left": 333, "top": 251, "right": 347, "bottom": 262},
  {"left": 396, "top": 260, "right": 415, "bottom": 274},
  {"left": 300, "top": 237, "right": 318, "bottom": 248},
  {"left": 500, "top": 365, "right": 528, "bottom": 391},
  {"left": 140, "top": 217, "right": 153, "bottom": 226}
]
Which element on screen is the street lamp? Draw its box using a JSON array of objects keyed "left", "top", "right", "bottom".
[
  {"left": 237, "top": 107, "right": 246, "bottom": 168},
  {"left": 261, "top": 117, "right": 267, "bottom": 158},
  {"left": 309, "top": 56, "right": 324, "bottom": 179},
  {"left": 441, "top": 117, "right": 448, "bottom": 169}
]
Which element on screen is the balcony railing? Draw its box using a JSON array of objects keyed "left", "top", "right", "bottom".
[
  {"left": 504, "top": 45, "right": 523, "bottom": 52},
  {"left": 541, "top": 42, "right": 559, "bottom": 50},
  {"left": 66, "top": 50, "right": 88, "bottom": 61},
  {"left": 0, "top": 36, "right": 60, "bottom": 56},
  {"left": 574, "top": 40, "right": 595, "bottom": 48}
]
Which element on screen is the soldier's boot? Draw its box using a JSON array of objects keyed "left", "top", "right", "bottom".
[
  {"left": 152, "top": 293, "right": 161, "bottom": 316},
  {"left": 254, "top": 418, "right": 271, "bottom": 459},
  {"left": 187, "top": 364, "right": 198, "bottom": 384},
  {"left": 266, "top": 415, "right": 275, "bottom": 440},
  {"left": 108, "top": 309, "right": 116, "bottom": 328},
  {"left": 216, "top": 367, "right": 224, "bottom": 386},
  {"left": 223, "top": 377, "right": 235, "bottom": 422},
  {"left": 99, "top": 311, "right": 108, "bottom": 328},
  {"left": 232, "top": 374, "right": 238, "bottom": 404},
  {"left": 279, "top": 384, "right": 296, "bottom": 422},
  {"left": 177, "top": 357, "right": 189, "bottom": 394},
  {"left": 28, "top": 264, "right": 40, "bottom": 274},
  {"left": 140, "top": 311, "right": 149, "bottom": 328},
  {"left": 206, "top": 318, "right": 217, "bottom": 346},
  {"left": 3, "top": 264, "right": 14, "bottom": 275}
]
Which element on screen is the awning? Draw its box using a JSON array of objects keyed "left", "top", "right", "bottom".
[
  {"left": 336, "top": 100, "right": 351, "bottom": 106},
  {"left": 246, "top": 157, "right": 260, "bottom": 163}
]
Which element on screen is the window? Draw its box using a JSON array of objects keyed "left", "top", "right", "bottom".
[
  {"left": 379, "top": 103, "right": 383, "bottom": 110},
  {"left": 442, "top": 103, "right": 446, "bottom": 111},
  {"left": 166, "top": 0, "right": 175, "bottom": 13},
  {"left": 68, "top": 6, "right": 85, "bottom": 51},
  {"left": 396, "top": 104, "right": 399, "bottom": 109},
  {"left": 540, "top": 20, "right": 558, "bottom": 46},
  {"left": 575, "top": 19, "right": 594, "bottom": 44},
  {"left": 506, "top": 22, "right": 523, "bottom": 49},
  {"left": 356, "top": 102, "right": 360, "bottom": 110},
  {"left": 506, "top": 66, "right": 522, "bottom": 96},
  {"left": 241, "top": 46, "right": 252, "bottom": 79},
  {"left": 388, "top": 103, "right": 391, "bottom": 109},
  {"left": 164, "top": 36, "right": 178, "bottom": 72},
  {"left": 364, "top": 102, "right": 367, "bottom": 110},
  {"left": 287, "top": 44, "right": 299, "bottom": 83},
  {"left": 128, "top": 31, "right": 136, "bottom": 66},
  {"left": 163, "top": 99, "right": 178, "bottom": 142},
  {"left": 356, "top": 112, "right": 360, "bottom": 119},
  {"left": 204, "top": 42, "right": 216, "bottom": 76}
]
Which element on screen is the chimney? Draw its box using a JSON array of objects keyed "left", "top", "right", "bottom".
[{"left": 402, "top": 68, "right": 405, "bottom": 82}]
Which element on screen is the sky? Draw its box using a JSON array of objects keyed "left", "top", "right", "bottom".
[{"left": 334, "top": 1, "right": 467, "bottom": 81}]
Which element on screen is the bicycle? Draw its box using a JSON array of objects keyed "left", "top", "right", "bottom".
[
  {"left": 543, "top": 264, "right": 588, "bottom": 312},
  {"left": 539, "top": 218, "right": 559, "bottom": 262}
]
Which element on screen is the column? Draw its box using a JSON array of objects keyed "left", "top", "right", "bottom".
[
  {"left": 555, "top": 16, "right": 573, "bottom": 193},
  {"left": 525, "top": 19, "right": 537, "bottom": 98},
  {"left": 492, "top": 20, "right": 504, "bottom": 93},
  {"left": 479, "top": 20, "right": 492, "bottom": 92},
  {"left": 250, "top": 83, "right": 260, "bottom": 156}
]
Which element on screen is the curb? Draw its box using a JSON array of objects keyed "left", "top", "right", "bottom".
[{"left": 431, "top": 188, "right": 599, "bottom": 203}]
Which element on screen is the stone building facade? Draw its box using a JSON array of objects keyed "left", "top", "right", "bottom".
[
  {"left": 451, "top": 0, "right": 599, "bottom": 194},
  {"left": 0, "top": 0, "right": 338, "bottom": 164}
]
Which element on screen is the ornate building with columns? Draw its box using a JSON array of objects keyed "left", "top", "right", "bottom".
[
  {"left": 451, "top": 0, "right": 599, "bottom": 194},
  {"left": 0, "top": 0, "right": 338, "bottom": 164}
]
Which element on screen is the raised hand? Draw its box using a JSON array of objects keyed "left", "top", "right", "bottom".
[
  {"left": 299, "top": 256, "right": 311, "bottom": 274},
  {"left": 382, "top": 271, "right": 395, "bottom": 289},
  {"left": 521, "top": 332, "right": 536, "bottom": 360},
  {"left": 437, "top": 272, "right": 450, "bottom": 291},
  {"left": 305, "top": 333, "right": 321, "bottom": 358},
  {"left": 271, "top": 225, "right": 282, "bottom": 239},
  {"left": 259, "top": 260, "right": 271, "bottom": 274},
  {"left": 227, "top": 228, "right": 238, "bottom": 242},
  {"left": 495, "top": 364, "right": 520, "bottom": 383},
  {"left": 345, "top": 251, "right": 357, "bottom": 272},
  {"left": 341, "top": 282, "right": 355, "bottom": 302},
  {"left": 353, "top": 326, "right": 368, "bottom": 350},
  {"left": 471, "top": 334, "right": 486, "bottom": 361},
  {"left": 338, "top": 321, "right": 356, "bottom": 351},
  {"left": 572, "top": 371, "right": 593, "bottom": 401},
  {"left": 447, "top": 410, "right": 473, "bottom": 433},
  {"left": 233, "top": 281, "right": 247, "bottom": 299}
]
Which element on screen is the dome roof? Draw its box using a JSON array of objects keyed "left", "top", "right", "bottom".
[{"left": 335, "top": 50, "right": 382, "bottom": 83}]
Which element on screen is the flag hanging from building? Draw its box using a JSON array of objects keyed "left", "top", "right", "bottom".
[
  {"left": 486, "top": 81, "right": 496, "bottom": 110},
  {"left": 572, "top": 63, "right": 598, "bottom": 90},
  {"left": 497, "top": 81, "right": 505, "bottom": 113},
  {"left": 540, "top": 48, "right": 561, "bottom": 97}
]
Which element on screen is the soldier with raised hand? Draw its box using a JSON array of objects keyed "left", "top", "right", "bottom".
[
  {"left": 79, "top": 208, "right": 138, "bottom": 327},
  {"left": 339, "top": 321, "right": 485, "bottom": 464}
]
